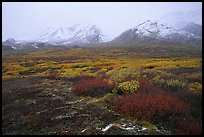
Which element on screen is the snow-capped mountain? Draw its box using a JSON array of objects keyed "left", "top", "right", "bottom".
[
  {"left": 2, "top": 23, "right": 112, "bottom": 51},
  {"left": 2, "top": 21, "right": 202, "bottom": 51},
  {"left": 112, "top": 20, "right": 202, "bottom": 45},
  {"left": 33, "top": 23, "right": 111, "bottom": 44}
]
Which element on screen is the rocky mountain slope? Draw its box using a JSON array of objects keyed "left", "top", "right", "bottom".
[{"left": 112, "top": 20, "right": 201, "bottom": 45}]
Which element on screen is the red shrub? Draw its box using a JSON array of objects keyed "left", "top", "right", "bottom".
[
  {"left": 136, "top": 78, "right": 161, "bottom": 94},
  {"left": 73, "top": 78, "right": 114, "bottom": 96},
  {"left": 109, "top": 92, "right": 187, "bottom": 121}
]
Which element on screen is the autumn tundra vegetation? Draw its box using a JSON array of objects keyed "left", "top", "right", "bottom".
[{"left": 2, "top": 45, "right": 202, "bottom": 135}]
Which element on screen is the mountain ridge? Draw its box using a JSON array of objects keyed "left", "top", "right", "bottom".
[
  {"left": 2, "top": 20, "right": 202, "bottom": 50},
  {"left": 32, "top": 23, "right": 111, "bottom": 44},
  {"left": 112, "top": 20, "right": 201, "bottom": 45}
]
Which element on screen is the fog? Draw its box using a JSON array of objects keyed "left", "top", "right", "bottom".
[{"left": 2, "top": 2, "right": 202, "bottom": 41}]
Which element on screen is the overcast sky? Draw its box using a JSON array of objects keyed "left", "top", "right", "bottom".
[{"left": 2, "top": 2, "right": 202, "bottom": 41}]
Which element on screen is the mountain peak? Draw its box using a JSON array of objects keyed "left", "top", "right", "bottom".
[
  {"left": 113, "top": 20, "right": 201, "bottom": 45},
  {"left": 132, "top": 20, "right": 178, "bottom": 37},
  {"left": 33, "top": 23, "right": 111, "bottom": 44}
]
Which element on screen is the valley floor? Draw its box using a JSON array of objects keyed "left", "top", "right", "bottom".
[
  {"left": 2, "top": 76, "right": 170, "bottom": 135},
  {"left": 2, "top": 46, "right": 202, "bottom": 135}
]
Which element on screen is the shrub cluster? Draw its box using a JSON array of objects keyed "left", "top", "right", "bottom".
[
  {"left": 109, "top": 92, "right": 187, "bottom": 122},
  {"left": 73, "top": 78, "right": 114, "bottom": 96},
  {"left": 115, "top": 80, "right": 140, "bottom": 94},
  {"left": 188, "top": 82, "right": 202, "bottom": 92},
  {"left": 165, "top": 79, "right": 185, "bottom": 89},
  {"left": 153, "top": 76, "right": 186, "bottom": 90},
  {"left": 107, "top": 67, "right": 138, "bottom": 82},
  {"left": 160, "top": 72, "right": 177, "bottom": 80},
  {"left": 133, "top": 78, "right": 160, "bottom": 94},
  {"left": 140, "top": 69, "right": 165, "bottom": 80},
  {"left": 152, "top": 76, "right": 165, "bottom": 85}
]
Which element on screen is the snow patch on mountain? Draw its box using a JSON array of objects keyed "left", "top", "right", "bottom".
[
  {"left": 113, "top": 20, "right": 201, "bottom": 45},
  {"left": 33, "top": 23, "right": 111, "bottom": 44},
  {"left": 132, "top": 20, "right": 201, "bottom": 39}
]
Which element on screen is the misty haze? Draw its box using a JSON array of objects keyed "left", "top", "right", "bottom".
[{"left": 2, "top": 2, "right": 202, "bottom": 135}]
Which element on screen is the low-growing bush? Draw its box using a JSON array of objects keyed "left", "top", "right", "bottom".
[
  {"left": 165, "top": 79, "right": 185, "bottom": 90},
  {"left": 73, "top": 78, "right": 114, "bottom": 97},
  {"left": 182, "top": 72, "right": 202, "bottom": 83},
  {"left": 188, "top": 82, "right": 202, "bottom": 92},
  {"left": 115, "top": 78, "right": 161, "bottom": 94},
  {"left": 152, "top": 76, "right": 165, "bottom": 85},
  {"left": 135, "top": 78, "right": 161, "bottom": 94},
  {"left": 153, "top": 77, "right": 186, "bottom": 91},
  {"left": 160, "top": 72, "right": 177, "bottom": 80},
  {"left": 140, "top": 69, "right": 165, "bottom": 80},
  {"left": 115, "top": 80, "right": 140, "bottom": 95},
  {"left": 107, "top": 67, "right": 139, "bottom": 82},
  {"left": 109, "top": 92, "right": 187, "bottom": 122}
]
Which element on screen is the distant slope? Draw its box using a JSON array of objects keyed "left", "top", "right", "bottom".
[
  {"left": 32, "top": 23, "right": 111, "bottom": 44},
  {"left": 112, "top": 20, "right": 202, "bottom": 45}
]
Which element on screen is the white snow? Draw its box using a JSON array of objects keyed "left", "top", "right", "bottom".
[
  {"left": 120, "top": 127, "right": 135, "bottom": 130},
  {"left": 134, "top": 20, "right": 178, "bottom": 37},
  {"left": 33, "top": 23, "right": 111, "bottom": 44},
  {"left": 132, "top": 20, "right": 200, "bottom": 40},
  {"left": 99, "top": 123, "right": 137, "bottom": 132},
  {"left": 11, "top": 46, "right": 17, "bottom": 49},
  {"left": 81, "top": 128, "right": 87, "bottom": 133},
  {"left": 138, "top": 127, "right": 148, "bottom": 132},
  {"left": 101, "top": 124, "right": 114, "bottom": 132},
  {"left": 31, "top": 43, "right": 38, "bottom": 48}
]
